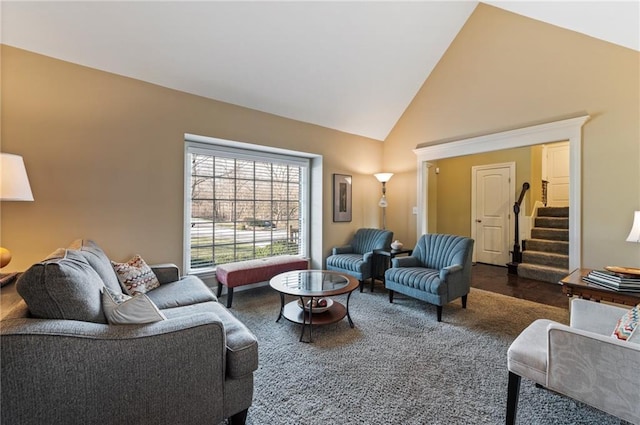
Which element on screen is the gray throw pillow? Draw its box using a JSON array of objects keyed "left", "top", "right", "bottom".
[
  {"left": 102, "top": 286, "right": 166, "bottom": 325},
  {"left": 16, "top": 249, "right": 107, "bottom": 323}
]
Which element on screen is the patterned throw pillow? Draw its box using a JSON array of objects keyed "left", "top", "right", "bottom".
[
  {"left": 101, "top": 286, "right": 166, "bottom": 325},
  {"left": 111, "top": 255, "right": 160, "bottom": 295},
  {"left": 612, "top": 304, "right": 640, "bottom": 341}
]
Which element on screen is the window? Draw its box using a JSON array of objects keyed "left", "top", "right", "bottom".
[{"left": 185, "top": 138, "right": 309, "bottom": 274}]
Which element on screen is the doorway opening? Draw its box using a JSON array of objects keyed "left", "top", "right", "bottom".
[{"left": 414, "top": 115, "right": 589, "bottom": 272}]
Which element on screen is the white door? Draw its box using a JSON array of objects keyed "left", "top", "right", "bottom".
[
  {"left": 471, "top": 163, "right": 515, "bottom": 266},
  {"left": 543, "top": 142, "right": 570, "bottom": 207}
]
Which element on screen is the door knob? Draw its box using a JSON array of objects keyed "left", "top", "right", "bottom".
[{"left": 476, "top": 219, "right": 482, "bottom": 223}]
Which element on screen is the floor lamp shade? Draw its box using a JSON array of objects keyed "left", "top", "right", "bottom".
[{"left": 1, "top": 153, "right": 34, "bottom": 201}]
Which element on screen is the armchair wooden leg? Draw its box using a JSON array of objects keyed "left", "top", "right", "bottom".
[
  {"left": 388, "top": 290, "right": 394, "bottom": 303},
  {"left": 506, "top": 371, "right": 521, "bottom": 425},
  {"left": 359, "top": 280, "right": 364, "bottom": 292},
  {"left": 462, "top": 294, "right": 467, "bottom": 309},
  {"left": 229, "top": 408, "right": 248, "bottom": 425},
  {"left": 436, "top": 305, "right": 443, "bottom": 322}
]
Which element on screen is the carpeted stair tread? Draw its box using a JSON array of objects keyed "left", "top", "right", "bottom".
[
  {"left": 518, "top": 206, "right": 570, "bottom": 283},
  {"left": 525, "top": 239, "right": 569, "bottom": 255},
  {"left": 534, "top": 217, "right": 569, "bottom": 229},
  {"left": 518, "top": 263, "right": 568, "bottom": 284},
  {"left": 522, "top": 251, "right": 569, "bottom": 269},
  {"left": 538, "top": 206, "right": 569, "bottom": 217},
  {"left": 531, "top": 228, "right": 569, "bottom": 241}
]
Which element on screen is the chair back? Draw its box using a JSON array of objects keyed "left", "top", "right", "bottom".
[
  {"left": 351, "top": 228, "right": 393, "bottom": 254},
  {"left": 413, "top": 233, "right": 474, "bottom": 271}
]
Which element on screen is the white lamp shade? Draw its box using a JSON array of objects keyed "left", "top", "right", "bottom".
[
  {"left": 1, "top": 153, "right": 34, "bottom": 201},
  {"left": 626, "top": 211, "right": 640, "bottom": 243},
  {"left": 374, "top": 173, "right": 394, "bottom": 183}
]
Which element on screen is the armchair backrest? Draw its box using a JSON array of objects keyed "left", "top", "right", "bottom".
[
  {"left": 350, "top": 228, "right": 393, "bottom": 255},
  {"left": 412, "top": 233, "right": 474, "bottom": 271}
]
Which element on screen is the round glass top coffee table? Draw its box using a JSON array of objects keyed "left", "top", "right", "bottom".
[{"left": 269, "top": 270, "right": 359, "bottom": 342}]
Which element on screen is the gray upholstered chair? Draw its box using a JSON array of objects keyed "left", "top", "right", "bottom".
[
  {"left": 385, "top": 233, "right": 474, "bottom": 322},
  {"left": 506, "top": 298, "right": 640, "bottom": 424},
  {"left": 326, "top": 228, "right": 393, "bottom": 292}
]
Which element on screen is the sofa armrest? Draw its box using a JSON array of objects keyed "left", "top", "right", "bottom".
[
  {"left": 151, "top": 263, "right": 181, "bottom": 284},
  {"left": 332, "top": 245, "right": 353, "bottom": 255},
  {"left": 391, "top": 256, "right": 421, "bottom": 268},
  {"left": 547, "top": 322, "right": 640, "bottom": 423},
  {"left": 1, "top": 313, "right": 227, "bottom": 425}
]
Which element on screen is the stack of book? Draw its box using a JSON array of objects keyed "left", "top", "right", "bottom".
[{"left": 583, "top": 269, "right": 640, "bottom": 292}]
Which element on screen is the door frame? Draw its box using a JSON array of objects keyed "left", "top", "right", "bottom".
[
  {"left": 470, "top": 162, "right": 515, "bottom": 264},
  {"left": 414, "top": 115, "right": 590, "bottom": 272}
]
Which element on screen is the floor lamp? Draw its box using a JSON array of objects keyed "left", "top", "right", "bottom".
[
  {"left": 1, "top": 153, "right": 34, "bottom": 281},
  {"left": 374, "top": 173, "right": 393, "bottom": 230}
]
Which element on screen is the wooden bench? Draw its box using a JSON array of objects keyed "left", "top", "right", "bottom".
[{"left": 215, "top": 255, "right": 309, "bottom": 307}]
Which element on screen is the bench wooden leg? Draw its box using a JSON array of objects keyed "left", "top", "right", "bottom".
[
  {"left": 217, "top": 283, "right": 223, "bottom": 298},
  {"left": 226, "top": 287, "right": 234, "bottom": 308}
]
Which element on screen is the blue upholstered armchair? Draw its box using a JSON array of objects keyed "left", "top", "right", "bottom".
[
  {"left": 385, "top": 233, "right": 474, "bottom": 322},
  {"left": 326, "top": 228, "right": 393, "bottom": 292}
]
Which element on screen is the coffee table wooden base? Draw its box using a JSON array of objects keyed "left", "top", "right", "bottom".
[{"left": 280, "top": 298, "right": 354, "bottom": 342}]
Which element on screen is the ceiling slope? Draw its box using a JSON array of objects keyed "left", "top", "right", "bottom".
[{"left": 1, "top": 1, "right": 638, "bottom": 141}]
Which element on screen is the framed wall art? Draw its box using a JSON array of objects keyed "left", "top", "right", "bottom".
[{"left": 333, "top": 173, "right": 352, "bottom": 222}]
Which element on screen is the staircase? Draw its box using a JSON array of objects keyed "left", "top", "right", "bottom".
[{"left": 517, "top": 207, "right": 569, "bottom": 284}]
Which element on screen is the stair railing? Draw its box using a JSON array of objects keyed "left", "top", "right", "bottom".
[{"left": 507, "top": 182, "right": 530, "bottom": 274}]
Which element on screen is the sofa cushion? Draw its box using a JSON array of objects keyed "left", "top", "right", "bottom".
[
  {"left": 102, "top": 287, "right": 166, "bottom": 325},
  {"left": 146, "top": 275, "right": 217, "bottom": 309},
  {"left": 162, "top": 301, "right": 259, "bottom": 378},
  {"left": 16, "top": 249, "right": 107, "bottom": 323},
  {"left": 68, "top": 239, "right": 122, "bottom": 294},
  {"left": 385, "top": 266, "right": 445, "bottom": 294},
  {"left": 111, "top": 255, "right": 160, "bottom": 295}
]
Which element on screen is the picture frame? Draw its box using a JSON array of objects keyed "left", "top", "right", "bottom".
[{"left": 333, "top": 173, "right": 352, "bottom": 222}]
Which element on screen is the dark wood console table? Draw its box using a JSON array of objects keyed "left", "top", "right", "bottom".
[{"left": 561, "top": 268, "right": 640, "bottom": 307}]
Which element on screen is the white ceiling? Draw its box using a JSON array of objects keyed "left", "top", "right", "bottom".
[{"left": 2, "top": 1, "right": 638, "bottom": 141}]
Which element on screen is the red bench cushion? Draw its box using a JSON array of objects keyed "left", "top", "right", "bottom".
[{"left": 216, "top": 256, "right": 308, "bottom": 288}]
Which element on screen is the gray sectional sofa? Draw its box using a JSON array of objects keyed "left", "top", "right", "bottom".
[{"left": 0, "top": 239, "right": 258, "bottom": 425}]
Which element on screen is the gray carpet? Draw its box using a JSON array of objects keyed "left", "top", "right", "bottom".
[{"left": 229, "top": 285, "right": 621, "bottom": 425}]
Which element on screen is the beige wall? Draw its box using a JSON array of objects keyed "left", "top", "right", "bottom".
[
  {"left": 383, "top": 4, "right": 640, "bottom": 269},
  {"left": 433, "top": 146, "right": 534, "bottom": 237},
  {"left": 0, "top": 46, "right": 384, "bottom": 272},
  {"left": 2, "top": 3, "right": 639, "bottom": 273}
]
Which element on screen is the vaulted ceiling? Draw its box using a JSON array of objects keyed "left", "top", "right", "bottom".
[{"left": 2, "top": 1, "right": 638, "bottom": 141}]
